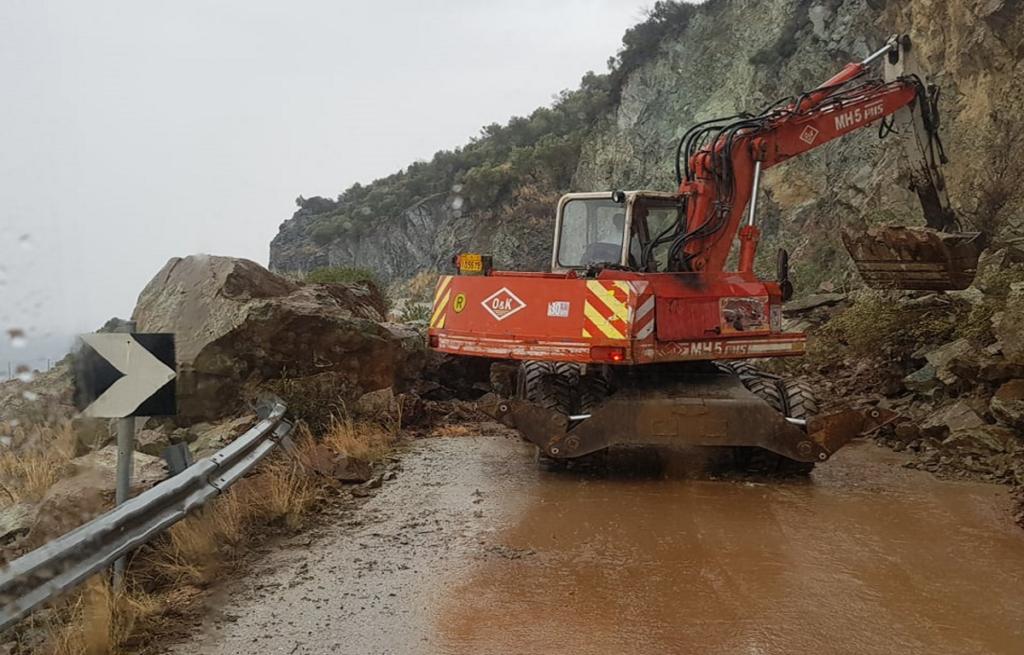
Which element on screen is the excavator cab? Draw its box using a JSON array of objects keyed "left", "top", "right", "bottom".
[
  {"left": 551, "top": 191, "right": 681, "bottom": 273},
  {"left": 841, "top": 35, "right": 982, "bottom": 291}
]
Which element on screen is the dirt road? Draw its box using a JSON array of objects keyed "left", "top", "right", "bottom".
[{"left": 170, "top": 428, "right": 1024, "bottom": 655}]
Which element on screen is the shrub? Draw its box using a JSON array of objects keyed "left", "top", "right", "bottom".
[{"left": 306, "top": 266, "right": 381, "bottom": 288}]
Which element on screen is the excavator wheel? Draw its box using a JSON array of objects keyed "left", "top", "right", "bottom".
[
  {"left": 517, "top": 361, "right": 574, "bottom": 470},
  {"left": 733, "top": 370, "right": 817, "bottom": 476},
  {"left": 578, "top": 365, "right": 611, "bottom": 413},
  {"left": 517, "top": 361, "right": 574, "bottom": 414}
]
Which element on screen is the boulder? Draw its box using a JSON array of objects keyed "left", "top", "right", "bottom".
[
  {"left": 135, "top": 428, "right": 173, "bottom": 457},
  {"left": 995, "top": 282, "right": 1024, "bottom": 364},
  {"left": 26, "top": 467, "right": 114, "bottom": 548},
  {"left": 904, "top": 364, "right": 941, "bottom": 395},
  {"left": 299, "top": 443, "right": 372, "bottom": 483},
  {"left": 70, "top": 417, "right": 113, "bottom": 456},
  {"left": 73, "top": 445, "right": 167, "bottom": 486},
  {"left": 190, "top": 414, "right": 257, "bottom": 459},
  {"left": 354, "top": 387, "right": 395, "bottom": 418},
  {"left": 991, "top": 379, "right": 1024, "bottom": 430},
  {"left": 25, "top": 447, "right": 167, "bottom": 547},
  {"left": 923, "top": 339, "right": 975, "bottom": 386},
  {"left": 920, "top": 401, "right": 986, "bottom": 440},
  {"left": 942, "top": 425, "right": 1017, "bottom": 456},
  {"left": 0, "top": 502, "right": 38, "bottom": 544},
  {"left": 782, "top": 293, "right": 846, "bottom": 315},
  {"left": 132, "top": 256, "right": 420, "bottom": 420}
]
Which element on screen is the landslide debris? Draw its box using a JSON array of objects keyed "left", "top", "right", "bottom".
[
  {"left": 133, "top": 255, "right": 425, "bottom": 422},
  {"left": 783, "top": 249, "right": 1024, "bottom": 523}
]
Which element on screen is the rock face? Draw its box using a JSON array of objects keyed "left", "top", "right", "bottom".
[
  {"left": 133, "top": 255, "right": 423, "bottom": 421},
  {"left": 270, "top": 0, "right": 1023, "bottom": 293}
]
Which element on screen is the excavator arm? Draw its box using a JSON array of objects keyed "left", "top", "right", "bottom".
[{"left": 668, "top": 35, "right": 981, "bottom": 290}]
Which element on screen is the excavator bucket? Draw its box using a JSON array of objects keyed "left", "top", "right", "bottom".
[{"left": 842, "top": 226, "right": 983, "bottom": 291}]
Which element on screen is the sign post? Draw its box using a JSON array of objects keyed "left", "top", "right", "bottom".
[{"left": 73, "top": 328, "right": 176, "bottom": 587}]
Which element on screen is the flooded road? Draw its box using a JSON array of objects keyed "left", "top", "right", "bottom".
[{"left": 171, "top": 429, "right": 1024, "bottom": 655}]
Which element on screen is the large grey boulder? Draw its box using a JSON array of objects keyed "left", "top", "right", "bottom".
[{"left": 132, "top": 255, "right": 420, "bottom": 421}]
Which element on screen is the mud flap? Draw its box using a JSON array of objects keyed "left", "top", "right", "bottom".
[{"left": 842, "top": 226, "right": 982, "bottom": 291}]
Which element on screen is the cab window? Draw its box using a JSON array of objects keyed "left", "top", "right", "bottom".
[{"left": 557, "top": 199, "right": 626, "bottom": 268}]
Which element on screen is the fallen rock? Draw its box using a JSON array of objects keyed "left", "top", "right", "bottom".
[
  {"left": 923, "top": 338, "right": 975, "bottom": 386},
  {"left": 782, "top": 293, "right": 846, "bottom": 314},
  {"left": 995, "top": 282, "right": 1024, "bottom": 364},
  {"left": 991, "top": 379, "right": 1024, "bottom": 430},
  {"left": 135, "top": 428, "right": 173, "bottom": 457},
  {"left": 949, "top": 350, "right": 1024, "bottom": 384},
  {"left": 904, "top": 364, "right": 941, "bottom": 395},
  {"left": 73, "top": 445, "right": 167, "bottom": 486},
  {"left": 26, "top": 468, "right": 114, "bottom": 548},
  {"left": 133, "top": 255, "right": 419, "bottom": 421},
  {"left": 920, "top": 401, "right": 986, "bottom": 440},
  {"left": 354, "top": 387, "right": 395, "bottom": 418},
  {"left": 0, "top": 502, "right": 38, "bottom": 544},
  {"left": 190, "top": 414, "right": 257, "bottom": 459},
  {"left": 942, "top": 425, "right": 1017, "bottom": 456},
  {"left": 299, "top": 443, "right": 373, "bottom": 483},
  {"left": 70, "top": 417, "right": 113, "bottom": 456}
]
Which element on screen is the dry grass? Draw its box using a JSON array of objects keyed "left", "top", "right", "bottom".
[
  {"left": 43, "top": 578, "right": 161, "bottom": 655},
  {"left": 0, "top": 420, "right": 76, "bottom": 504},
  {"left": 319, "top": 414, "right": 396, "bottom": 462},
  {"left": 429, "top": 424, "right": 476, "bottom": 438},
  {"left": 23, "top": 408, "right": 399, "bottom": 655}
]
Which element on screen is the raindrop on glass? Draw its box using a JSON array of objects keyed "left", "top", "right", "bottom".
[
  {"left": 451, "top": 196, "right": 464, "bottom": 210},
  {"left": 18, "top": 234, "right": 32, "bottom": 250},
  {"left": 22, "top": 390, "right": 39, "bottom": 402},
  {"left": 7, "top": 328, "right": 26, "bottom": 349},
  {"left": 0, "top": 436, "right": 11, "bottom": 448}
]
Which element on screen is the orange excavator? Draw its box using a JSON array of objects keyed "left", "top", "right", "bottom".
[{"left": 428, "top": 35, "right": 983, "bottom": 473}]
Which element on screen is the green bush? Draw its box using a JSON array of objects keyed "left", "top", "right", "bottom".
[{"left": 306, "top": 266, "right": 382, "bottom": 288}]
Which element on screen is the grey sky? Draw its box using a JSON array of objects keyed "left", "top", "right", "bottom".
[{"left": 0, "top": 0, "right": 648, "bottom": 365}]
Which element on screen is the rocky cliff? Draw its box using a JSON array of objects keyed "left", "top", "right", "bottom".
[{"left": 271, "top": 0, "right": 1023, "bottom": 291}]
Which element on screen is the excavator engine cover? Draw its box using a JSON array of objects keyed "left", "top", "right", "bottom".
[{"left": 842, "top": 226, "right": 982, "bottom": 291}]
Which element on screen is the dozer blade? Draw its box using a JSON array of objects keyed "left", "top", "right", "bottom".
[
  {"left": 477, "top": 375, "right": 896, "bottom": 463},
  {"left": 842, "top": 226, "right": 983, "bottom": 291}
]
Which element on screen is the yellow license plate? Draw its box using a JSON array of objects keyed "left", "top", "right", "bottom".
[{"left": 460, "top": 254, "right": 483, "bottom": 273}]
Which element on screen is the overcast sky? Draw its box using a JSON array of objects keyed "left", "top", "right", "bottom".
[{"left": 0, "top": 0, "right": 651, "bottom": 366}]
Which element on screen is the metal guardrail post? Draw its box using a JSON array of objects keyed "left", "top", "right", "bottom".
[{"left": 113, "top": 320, "right": 137, "bottom": 588}]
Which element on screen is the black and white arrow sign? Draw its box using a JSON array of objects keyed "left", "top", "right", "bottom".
[{"left": 74, "top": 333, "right": 177, "bottom": 418}]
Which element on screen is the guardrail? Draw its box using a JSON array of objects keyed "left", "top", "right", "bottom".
[{"left": 0, "top": 399, "right": 294, "bottom": 632}]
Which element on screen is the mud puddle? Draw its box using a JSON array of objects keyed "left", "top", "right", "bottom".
[{"left": 170, "top": 433, "right": 1024, "bottom": 655}]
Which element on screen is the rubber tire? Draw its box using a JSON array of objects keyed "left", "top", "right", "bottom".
[{"left": 735, "top": 373, "right": 817, "bottom": 476}]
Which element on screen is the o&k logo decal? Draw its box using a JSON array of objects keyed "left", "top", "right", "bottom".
[{"left": 482, "top": 287, "right": 526, "bottom": 321}]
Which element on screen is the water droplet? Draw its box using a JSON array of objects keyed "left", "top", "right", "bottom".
[
  {"left": 7, "top": 418, "right": 19, "bottom": 428},
  {"left": 0, "top": 436, "right": 11, "bottom": 448},
  {"left": 451, "top": 196, "right": 464, "bottom": 210},
  {"left": 7, "top": 328, "right": 26, "bottom": 349},
  {"left": 15, "top": 367, "right": 34, "bottom": 383},
  {"left": 22, "top": 390, "right": 38, "bottom": 401},
  {"left": 18, "top": 234, "right": 32, "bottom": 250},
  {"left": 360, "top": 206, "right": 372, "bottom": 216},
  {"left": 451, "top": 183, "right": 463, "bottom": 193}
]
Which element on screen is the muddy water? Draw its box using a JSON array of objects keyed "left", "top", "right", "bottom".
[
  {"left": 172, "top": 434, "right": 1024, "bottom": 655},
  {"left": 440, "top": 443, "right": 1024, "bottom": 655}
]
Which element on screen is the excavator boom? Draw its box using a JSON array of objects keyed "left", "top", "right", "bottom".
[{"left": 672, "top": 34, "right": 981, "bottom": 289}]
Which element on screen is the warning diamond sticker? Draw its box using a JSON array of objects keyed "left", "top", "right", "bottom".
[{"left": 482, "top": 287, "right": 526, "bottom": 321}]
